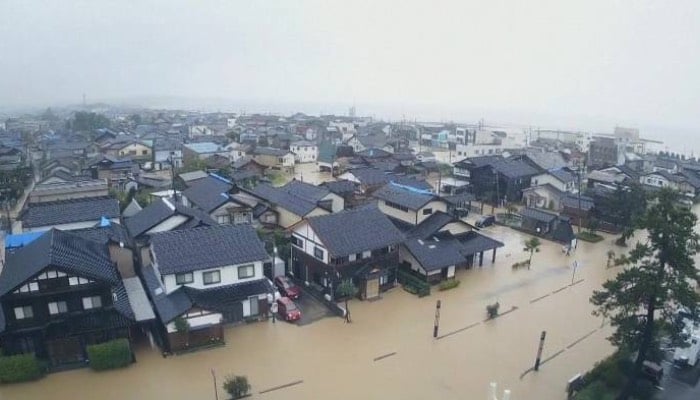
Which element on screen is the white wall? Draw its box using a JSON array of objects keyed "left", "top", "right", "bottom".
[
  {"left": 290, "top": 144, "right": 318, "bottom": 163},
  {"left": 377, "top": 199, "right": 446, "bottom": 225},
  {"left": 292, "top": 221, "right": 329, "bottom": 263},
  {"left": 145, "top": 215, "right": 189, "bottom": 235},
  {"left": 161, "top": 260, "right": 264, "bottom": 294},
  {"left": 531, "top": 173, "right": 573, "bottom": 193},
  {"left": 24, "top": 219, "right": 119, "bottom": 233},
  {"left": 321, "top": 193, "right": 345, "bottom": 213}
]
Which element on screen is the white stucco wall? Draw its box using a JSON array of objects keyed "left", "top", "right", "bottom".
[{"left": 161, "top": 260, "right": 264, "bottom": 294}]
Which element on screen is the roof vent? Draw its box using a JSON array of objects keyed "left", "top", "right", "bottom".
[{"left": 417, "top": 239, "right": 424, "bottom": 245}]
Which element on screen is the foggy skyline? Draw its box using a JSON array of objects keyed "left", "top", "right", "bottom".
[{"left": 1, "top": 1, "right": 699, "bottom": 135}]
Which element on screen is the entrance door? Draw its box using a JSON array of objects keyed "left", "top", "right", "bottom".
[
  {"left": 366, "top": 278, "right": 379, "bottom": 300},
  {"left": 46, "top": 337, "right": 84, "bottom": 365}
]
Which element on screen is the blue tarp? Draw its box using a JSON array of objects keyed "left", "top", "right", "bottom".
[{"left": 5, "top": 231, "right": 44, "bottom": 248}]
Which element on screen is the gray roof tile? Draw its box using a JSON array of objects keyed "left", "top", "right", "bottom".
[
  {"left": 20, "top": 197, "right": 119, "bottom": 228},
  {"left": 306, "top": 205, "right": 404, "bottom": 257},
  {"left": 150, "top": 224, "right": 270, "bottom": 274}
]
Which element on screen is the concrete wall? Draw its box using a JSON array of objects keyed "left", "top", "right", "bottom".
[{"left": 161, "top": 260, "right": 264, "bottom": 294}]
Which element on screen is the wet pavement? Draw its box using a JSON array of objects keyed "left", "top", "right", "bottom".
[{"left": 0, "top": 221, "right": 626, "bottom": 400}]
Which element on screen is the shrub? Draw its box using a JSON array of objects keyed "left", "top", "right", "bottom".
[
  {"left": 223, "top": 375, "right": 251, "bottom": 399},
  {"left": 438, "top": 279, "right": 460, "bottom": 291},
  {"left": 511, "top": 260, "right": 530, "bottom": 270},
  {"left": 576, "top": 232, "right": 604, "bottom": 243},
  {"left": 86, "top": 339, "right": 133, "bottom": 371},
  {"left": 0, "top": 354, "right": 44, "bottom": 383}
]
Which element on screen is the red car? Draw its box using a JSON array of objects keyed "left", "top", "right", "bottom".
[
  {"left": 274, "top": 276, "right": 301, "bottom": 299},
  {"left": 276, "top": 297, "right": 301, "bottom": 322}
]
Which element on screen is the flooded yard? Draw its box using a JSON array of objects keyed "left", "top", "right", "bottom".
[{"left": 0, "top": 223, "right": 629, "bottom": 400}]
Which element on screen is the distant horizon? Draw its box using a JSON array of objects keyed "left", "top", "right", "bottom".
[{"left": 2, "top": 95, "right": 696, "bottom": 156}]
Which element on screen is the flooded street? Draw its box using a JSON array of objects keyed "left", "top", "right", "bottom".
[{"left": 0, "top": 221, "right": 630, "bottom": 400}]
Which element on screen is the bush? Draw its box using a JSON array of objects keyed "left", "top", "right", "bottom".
[
  {"left": 0, "top": 354, "right": 44, "bottom": 383},
  {"left": 86, "top": 339, "right": 133, "bottom": 371},
  {"left": 511, "top": 260, "right": 530, "bottom": 270},
  {"left": 574, "top": 381, "right": 616, "bottom": 400},
  {"left": 576, "top": 232, "right": 604, "bottom": 243},
  {"left": 438, "top": 279, "right": 460, "bottom": 291},
  {"left": 223, "top": 375, "right": 251, "bottom": 399}
]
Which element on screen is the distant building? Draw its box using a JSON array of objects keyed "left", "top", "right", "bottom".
[
  {"left": 182, "top": 142, "right": 228, "bottom": 164},
  {"left": 290, "top": 140, "right": 318, "bottom": 163},
  {"left": 588, "top": 137, "right": 624, "bottom": 169}
]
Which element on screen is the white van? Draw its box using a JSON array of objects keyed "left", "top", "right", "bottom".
[{"left": 673, "top": 324, "right": 700, "bottom": 367}]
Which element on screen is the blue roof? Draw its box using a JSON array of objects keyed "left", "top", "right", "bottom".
[{"left": 5, "top": 232, "right": 44, "bottom": 248}]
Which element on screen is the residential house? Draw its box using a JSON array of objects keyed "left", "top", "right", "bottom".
[
  {"left": 18, "top": 197, "right": 120, "bottom": 233},
  {"left": 251, "top": 147, "right": 295, "bottom": 173},
  {"left": 0, "top": 229, "right": 138, "bottom": 366},
  {"left": 519, "top": 208, "right": 576, "bottom": 244},
  {"left": 372, "top": 183, "right": 447, "bottom": 227},
  {"left": 338, "top": 167, "right": 391, "bottom": 195},
  {"left": 29, "top": 178, "right": 109, "bottom": 204},
  {"left": 144, "top": 225, "right": 273, "bottom": 352},
  {"left": 246, "top": 180, "right": 341, "bottom": 228},
  {"left": 530, "top": 168, "right": 578, "bottom": 193},
  {"left": 176, "top": 170, "right": 209, "bottom": 188},
  {"left": 639, "top": 170, "right": 700, "bottom": 199},
  {"left": 182, "top": 142, "right": 229, "bottom": 165},
  {"left": 125, "top": 197, "right": 217, "bottom": 248},
  {"left": 290, "top": 205, "right": 405, "bottom": 300},
  {"left": 86, "top": 155, "right": 136, "bottom": 190},
  {"left": 102, "top": 140, "right": 152, "bottom": 163},
  {"left": 290, "top": 140, "right": 318, "bottom": 164},
  {"left": 467, "top": 158, "right": 539, "bottom": 203},
  {"left": 0, "top": 145, "right": 22, "bottom": 170},
  {"left": 182, "top": 175, "right": 253, "bottom": 225}
]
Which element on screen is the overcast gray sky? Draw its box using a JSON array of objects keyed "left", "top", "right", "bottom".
[{"left": 1, "top": 1, "right": 699, "bottom": 133}]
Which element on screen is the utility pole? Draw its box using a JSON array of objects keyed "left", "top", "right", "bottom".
[
  {"left": 534, "top": 331, "right": 547, "bottom": 371},
  {"left": 577, "top": 162, "right": 583, "bottom": 234},
  {"left": 211, "top": 368, "right": 219, "bottom": 400},
  {"left": 433, "top": 300, "right": 441, "bottom": 338}
]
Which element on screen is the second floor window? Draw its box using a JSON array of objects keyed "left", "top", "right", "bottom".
[
  {"left": 203, "top": 270, "right": 222, "bottom": 285},
  {"left": 48, "top": 301, "right": 68, "bottom": 315},
  {"left": 237, "top": 265, "right": 255, "bottom": 279},
  {"left": 175, "top": 272, "right": 194, "bottom": 285},
  {"left": 83, "top": 296, "right": 102, "bottom": 310},
  {"left": 314, "top": 247, "right": 324, "bottom": 260},
  {"left": 14, "top": 305, "right": 33, "bottom": 320}
]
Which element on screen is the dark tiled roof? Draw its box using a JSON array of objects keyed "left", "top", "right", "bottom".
[
  {"left": 182, "top": 176, "right": 234, "bottom": 213},
  {"left": 321, "top": 180, "right": 358, "bottom": 195},
  {"left": 251, "top": 183, "right": 318, "bottom": 216},
  {"left": 520, "top": 207, "right": 558, "bottom": 223},
  {"left": 403, "top": 237, "right": 466, "bottom": 271},
  {"left": 408, "top": 211, "right": 458, "bottom": 239},
  {"left": 491, "top": 159, "right": 539, "bottom": 179},
  {"left": 561, "top": 195, "right": 594, "bottom": 211},
  {"left": 306, "top": 205, "right": 404, "bottom": 257},
  {"left": 372, "top": 183, "right": 436, "bottom": 210},
  {"left": 357, "top": 148, "right": 392, "bottom": 158},
  {"left": 453, "top": 231, "right": 505, "bottom": 255},
  {"left": 453, "top": 155, "right": 503, "bottom": 168},
  {"left": 282, "top": 180, "right": 330, "bottom": 204},
  {"left": 150, "top": 224, "right": 270, "bottom": 274},
  {"left": 0, "top": 230, "right": 120, "bottom": 296},
  {"left": 142, "top": 265, "right": 192, "bottom": 323},
  {"left": 518, "top": 152, "right": 568, "bottom": 171},
  {"left": 548, "top": 168, "right": 576, "bottom": 184},
  {"left": 125, "top": 197, "right": 217, "bottom": 238},
  {"left": 390, "top": 175, "right": 433, "bottom": 191},
  {"left": 346, "top": 167, "right": 390, "bottom": 186},
  {"left": 20, "top": 197, "right": 119, "bottom": 228},
  {"left": 70, "top": 224, "right": 131, "bottom": 247},
  {"left": 184, "top": 279, "right": 273, "bottom": 312}
]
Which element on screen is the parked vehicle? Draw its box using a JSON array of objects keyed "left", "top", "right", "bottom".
[
  {"left": 475, "top": 215, "right": 495, "bottom": 228},
  {"left": 274, "top": 275, "right": 301, "bottom": 299},
  {"left": 673, "top": 329, "right": 700, "bottom": 367},
  {"left": 641, "top": 361, "right": 663, "bottom": 384},
  {"left": 277, "top": 297, "right": 301, "bottom": 322}
]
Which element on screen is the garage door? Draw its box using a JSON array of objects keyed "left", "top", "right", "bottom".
[{"left": 366, "top": 278, "right": 379, "bottom": 300}]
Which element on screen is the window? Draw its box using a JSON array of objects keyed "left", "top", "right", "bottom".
[
  {"left": 237, "top": 264, "right": 255, "bottom": 279},
  {"left": 142, "top": 150, "right": 148, "bottom": 155},
  {"left": 384, "top": 200, "right": 409, "bottom": 212},
  {"left": 314, "top": 247, "right": 324, "bottom": 260},
  {"left": 48, "top": 301, "right": 68, "bottom": 315},
  {"left": 216, "top": 215, "right": 230, "bottom": 224},
  {"left": 349, "top": 253, "right": 356, "bottom": 262},
  {"left": 14, "top": 306, "right": 33, "bottom": 320},
  {"left": 175, "top": 272, "right": 194, "bottom": 285},
  {"left": 83, "top": 296, "right": 102, "bottom": 310},
  {"left": 203, "top": 270, "right": 221, "bottom": 285},
  {"left": 362, "top": 250, "right": 371, "bottom": 259},
  {"left": 422, "top": 208, "right": 433, "bottom": 215},
  {"left": 291, "top": 235, "right": 303, "bottom": 248}
]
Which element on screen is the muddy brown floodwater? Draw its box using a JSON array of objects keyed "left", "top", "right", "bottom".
[{"left": 5, "top": 205, "right": 695, "bottom": 400}]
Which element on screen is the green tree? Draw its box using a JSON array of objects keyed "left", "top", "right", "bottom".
[
  {"left": 592, "top": 183, "right": 647, "bottom": 246},
  {"left": 69, "top": 111, "right": 111, "bottom": 131},
  {"left": 223, "top": 375, "right": 251, "bottom": 399},
  {"left": 522, "top": 237, "right": 541, "bottom": 269},
  {"left": 590, "top": 188, "right": 700, "bottom": 400},
  {"left": 336, "top": 279, "right": 358, "bottom": 323}
]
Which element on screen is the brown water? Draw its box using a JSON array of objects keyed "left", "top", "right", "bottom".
[{"left": 0, "top": 222, "right": 630, "bottom": 400}]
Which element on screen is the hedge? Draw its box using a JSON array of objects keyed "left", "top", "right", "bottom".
[
  {"left": 86, "top": 339, "right": 133, "bottom": 371},
  {"left": 438, "top": 279, "right": 460, "bottom": 291},
  {"left": 0, "top": 354, "right": 44, "bottom": 383}
]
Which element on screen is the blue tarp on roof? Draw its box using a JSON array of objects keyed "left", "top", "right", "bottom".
[{"left": 5, "top": 231, "right": 44, "bottom": 248}]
